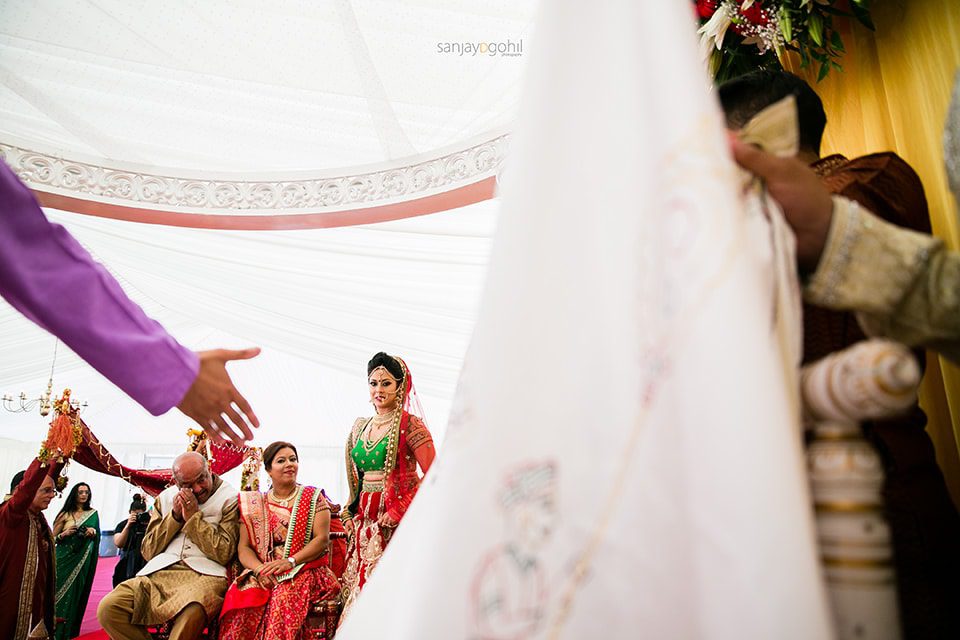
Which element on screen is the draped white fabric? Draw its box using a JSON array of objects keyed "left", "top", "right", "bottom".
[
  {"left": 0, "top": 0, "right": 534, "bottom": 172},
  {"left": 338, "top": 1, "right": 832, "bottom": 638},
  {"left": 0, "top": 200, "right": 498, "bottom": 516}
]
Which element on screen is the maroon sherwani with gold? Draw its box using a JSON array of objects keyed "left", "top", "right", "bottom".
[
  {"left": 809, "top": 152, "right": 960, "bottom": 638},
  {"left": 0, "top": 458, "right": 63, "bottom": 639}
]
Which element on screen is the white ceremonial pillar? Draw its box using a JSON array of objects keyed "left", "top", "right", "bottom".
[
  {"left": 808, "top": 422, "right": 900, "bottom": 640},
  {"left": 802, "top": 339, "right": 922, "bottom": 640}
]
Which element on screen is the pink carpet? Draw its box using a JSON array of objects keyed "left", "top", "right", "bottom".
[{"left": 75, "top": 555, "right": 118, "bottom": 639}]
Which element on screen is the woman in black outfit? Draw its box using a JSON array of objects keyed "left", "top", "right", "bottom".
[{"left": 111, "top": 494, "right": 150, "bottom": 587}]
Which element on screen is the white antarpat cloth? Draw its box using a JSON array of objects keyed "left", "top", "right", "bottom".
[{"left": 337, "top": 1, "right": 833, "bottom": 638}]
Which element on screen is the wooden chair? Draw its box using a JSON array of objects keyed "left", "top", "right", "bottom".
[{"left": 303, "top": 596, "right": 342, "bottom": 639}]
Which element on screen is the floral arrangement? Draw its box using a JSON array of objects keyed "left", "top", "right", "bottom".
[
  {"left": 37, "top": 388, "right": 83, "bottom": 464},
  {"left": 695, "top": 0, "right": 874, "bottom": 82}
]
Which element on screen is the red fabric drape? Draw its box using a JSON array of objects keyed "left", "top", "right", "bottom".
[
  {"left": 384, "top": 412, "right": 419, "bottom": 522},
  {"left": 71, "top": 420, "right": 251, "bottom": 496}
]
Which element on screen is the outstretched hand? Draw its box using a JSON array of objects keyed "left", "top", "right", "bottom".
[
  {"left": 729, "top": 135, "right": 834, "bottom": 272},
  {"left": 177, "top": 348, "right": 261, "bottom": 445}
]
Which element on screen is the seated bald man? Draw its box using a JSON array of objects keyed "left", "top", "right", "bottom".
[{"left": 98, "top": 452, "right": 239, "bottom": 640}]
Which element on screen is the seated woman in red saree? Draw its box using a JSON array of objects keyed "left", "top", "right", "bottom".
[
  {"left": 220, "top": 441, "right": 341, "bottom": 640},
  {"left": 340, "top": 352, "right": 435, "bottom": 621}
]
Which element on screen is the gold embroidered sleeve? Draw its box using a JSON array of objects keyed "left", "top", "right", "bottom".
[
  {"left": 406, "top": 415, "right": 434, "bottom": 451},
  {"left": 805, "top": 196, "right": 960, "bottom": 363},
  {"left": 140, "top": 501, "right": 182, "bottom": 562},
  {"left": 182, "top": 497, "right": 240, "bottom": 566}
]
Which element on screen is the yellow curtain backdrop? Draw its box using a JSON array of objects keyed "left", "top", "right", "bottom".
[{"left": 786, "top": 0, "right": 960, "bottom": 506}]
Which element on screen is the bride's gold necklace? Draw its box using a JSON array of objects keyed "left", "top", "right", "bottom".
[
  {"left": 269, "top": 485, "right": 298, "bottom": 507},
  {"left": 363, "top": 409, "right": 396, "bottom": 452}
]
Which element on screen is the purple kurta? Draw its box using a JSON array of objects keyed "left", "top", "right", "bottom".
[{"left": 0, "top": 161, "right": 198, "bottom": 415}]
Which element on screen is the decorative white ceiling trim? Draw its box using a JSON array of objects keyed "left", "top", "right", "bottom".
[{"left": 0, "top": 133, "right": 509, "bottom": 215}]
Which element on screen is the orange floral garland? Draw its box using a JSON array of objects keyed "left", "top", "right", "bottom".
[{"left": 37, "top": 388, "right": 83, "bottom": 464}]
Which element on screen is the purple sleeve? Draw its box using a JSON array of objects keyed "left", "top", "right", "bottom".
[{"left": 0, "top": 161, "right": 199, "bottom": 415}]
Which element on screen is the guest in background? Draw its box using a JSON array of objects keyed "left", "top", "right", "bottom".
[
  {"left": 1, "top": 469, "right": 27, "bottom": 504},
  {"left": 112, "top": 494, "right": 150, "bottom": 587},
  {"left": 0, "top": 458, "right": 64, "bottom": 639},
  {"left": 219, "top": 441, "right": 341, "bottom": 640},
  {"left": 97, "top": 452, "right": 239, "bottom": 640},
  {"left": 53, "top": 482, "right": 100, "bottom": 640}
]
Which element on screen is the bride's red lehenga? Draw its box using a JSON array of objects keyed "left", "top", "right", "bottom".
[{"left": 339, "top": 355, "right": 435, "bottom": 621}]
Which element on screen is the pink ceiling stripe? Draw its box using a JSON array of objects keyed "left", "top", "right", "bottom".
[{"left": 34, "top": 177, "right": 496, "bottom": 230}]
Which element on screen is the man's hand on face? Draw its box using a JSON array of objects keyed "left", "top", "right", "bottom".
[
  {"left": 178, "top": 488, "right": 200, "bottom": 520},
  {"left": 171, "top": 494, "right": 185, "bottom": 523}
]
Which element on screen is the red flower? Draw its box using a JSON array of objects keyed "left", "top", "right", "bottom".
[
  {"left": 741, "top": 2, "right": 771, "bottom": 26},
  {"left": 696, "top": 0, "right": 719, "bottom": 19}
]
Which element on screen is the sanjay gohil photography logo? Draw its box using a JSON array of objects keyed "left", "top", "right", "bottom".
[{"left": 436, "top": 38, "right": 523, "bottom": 57}]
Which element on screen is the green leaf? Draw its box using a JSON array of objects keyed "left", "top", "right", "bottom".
[
  {"left": 818, "top": 61, "right": 831, "bottom": 82},
  {"left": 851, "top": 3, "right": 876, "bottom": 31},
  {"left": 818, "top": 5, "right": 852, "bottom": 17},
  {"left": 779, "top": 11, "right": 793, "bottom": 42},
  {"left": 808, "top": 13, "right": 824, "bottom": 47},
  {"left": 830, "top": 30, "right": 845, "bottom": 53}
]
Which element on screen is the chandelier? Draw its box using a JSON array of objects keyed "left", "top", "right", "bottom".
[{"left": 2, "top": 339, "right": 87, "bottom": 416}]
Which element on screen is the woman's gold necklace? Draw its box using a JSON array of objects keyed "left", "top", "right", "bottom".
[{"left": 269, "top": 485, "right": 298, "bottom": 506}]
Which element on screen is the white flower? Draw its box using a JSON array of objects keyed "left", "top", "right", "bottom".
[{"left": 698, "top": 2, "right": 733, "bottom": 61}]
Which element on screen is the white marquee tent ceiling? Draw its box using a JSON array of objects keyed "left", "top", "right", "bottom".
[
  {"left": 0, "top": 0, "right": 537, "bottom": 463},
  {"left": 0, "top": 0, "right": 535, "bottom": 171}
]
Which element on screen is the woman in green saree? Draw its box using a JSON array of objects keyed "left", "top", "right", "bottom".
[{"left": 52, "top": 482, "right": 100, "bottom": 639}]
